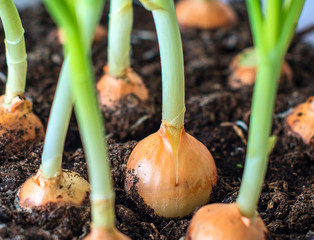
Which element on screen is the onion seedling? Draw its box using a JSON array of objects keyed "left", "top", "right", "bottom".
[
  {"left": 228, "top": 47, "right": 292, "bottom": 89},
  {"left": 97, "top": 0, "right": 148, "bottom": 109},
  {"left": 42, "top": 0, "right": 130, "bottom": 239},
  {"left": 18, "top": 58, "right": 90, "bottom": 209},
  {"left": 125, "top": 0, "right": 217, "bottom": 218},
  {"left": 175, "top": 0, "right": 237, "bottom": 30},
  {"left": 286, "top": 96, "right": 314, "bottom": 144},
  {"left": 18, "top": 0, "right": 105, "bottom": 210},
  {"left": 186, "top": 0, "right": 305, "bottom": 239},
  {"left": 0, "top": 0, "right": 44, "bottom": 153}
]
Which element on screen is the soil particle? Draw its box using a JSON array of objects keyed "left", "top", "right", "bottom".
[{"left": 101, "top": 99, "right": 156, "bottom": 140}]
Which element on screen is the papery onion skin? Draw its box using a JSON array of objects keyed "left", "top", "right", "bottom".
[
  {"left": 0, "top": 95, "right": 44, "bottom": 154},
  {"left": 97, "top": 67, "right": 148, "bottom": 109},
  {"left": 176, "top": 0, "right": 237, "bottom": 30},
  {"left": 125, "top": 123, "right": 217, "bottom": 218},
  {"left": 286, "top": 96, "right": 314, "bottom": 145},
  {"left": 186, "top": 203, "right": 269, "bottom": 240},
  {"left": 18, "top": 169, "right": 90, "bottom": 209},
  {"left": 228, "top": 48, "right": 292, "bottom": 89}
]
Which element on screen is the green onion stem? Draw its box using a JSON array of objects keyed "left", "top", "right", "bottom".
[
  {"left": 76, "top": 0, "right": 105, "bottom": 49},
  {"left": 40, "top": 0, "right": 105, "bottom": 179},
  {"left": 283, "top": 0, "right": 292, "bottom": 10},
  {"left": 236, "top": 0, "right": 305, "bottom": 219},
  {"left": 69, "top": 34, "right": 114, "bottom": 229},
  {"left": 0, "top": 0, "right": 27, "bottom": 106},
  {"left": 278, "top": 0, "right": 305, "bottom": 54},
  {"left": 40, "top": 57, "right": 72, "bottom": 179},
  {"left": 245, "top": 0, "right": 264, "bottom": 55},
  {"left": 43, "top": 0, "right": 115, "bottom": 229},
  {"left": 140, "top": 0, "right": 185, "bottom": 128},
  {"left": 108, "top": 0, "right": 133, "bottom": 78},
  {"left": 264, "top": 0, "right": 282, "bottom": 48},
  {"left": 236, "top": 54, "right": 282, "bottom": 219}
]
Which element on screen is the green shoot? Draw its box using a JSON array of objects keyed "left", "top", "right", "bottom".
[
  {"left": 236, "top": 0, "right": 305, "bottom": 219},
  {"left": 0, "top": 0, "right": 44, "bottom": 155},
  {"left": 43, "top": 0, "right": 116, "bottom": 229},
  {"left": 40, "top": 58, "right": 72, "bottom": 178},
  {"left": 141, "top": 0, "right": 185, "bottom": 129},
  {"left": 108, "top": 0, "right": 133, "bottom": 78},
  {"left": 97, "top": 0, "right": 148, "bottom": 109},
  {"left": 19, "top": 0, "right": 105, "bottom": 210},
  {"left": 40, "top": 0, "right": 104, "bottom": 179},
  {"left": 0, "top": 0, "right": 27, "bottom": 107}
]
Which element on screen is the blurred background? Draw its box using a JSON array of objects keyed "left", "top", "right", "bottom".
[{"left": 13, "top": 0, "right": 314, "bottom": 45}]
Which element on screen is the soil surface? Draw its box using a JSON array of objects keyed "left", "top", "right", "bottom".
[{"left": 0, "top": 2, "right": 313, "bottom": 240}]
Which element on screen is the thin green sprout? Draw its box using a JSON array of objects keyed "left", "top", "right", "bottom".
[
  {"left": 40, "top": 58, "right": 72, "bottom": 178},
  {"left": 43, "top": 0, "right": 115, "bottom": 229},
  {"left": 108, "top": 0, "right": 133, "bottom": 78},
  {"left": 236, "top": 0, "right": 305, "bottom": 219},
  {"left": 40, "top": 0, "right": 104, "bottom": 179},
  {"left": 0, "top": 0, "right": 27, "bottom": 107},
  {"left": 140, "top": 0, "right": 185, "bottom": 129}
]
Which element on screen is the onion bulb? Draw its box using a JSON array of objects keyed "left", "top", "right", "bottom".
[
  {"left": 18, "top": 169, "right": 90, "bottom": 209},
  {"left": 97, "top": 67, "right": 148, "bottom": 109},
  {"left": 0, "top": 96, "right": 44, "bottom": 154},
  {"left": 228, "top": 48, "right": 292, "bottom": 89},
  {"left": 286, "top": 96, "right": 314, "bottom": 144},
  {"left": 186, "top": 203, "right": 269, "bottom": 240},
  {"left": 176, "top": 0, "right": 237, "bottom": 30},
  {"left": 125, "top": 122, "right": 217, "bottom": 218}
]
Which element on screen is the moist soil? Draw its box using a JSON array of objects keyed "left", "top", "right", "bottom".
[{"left": 0, "top": 2, "right": 313, "bottom": 240}]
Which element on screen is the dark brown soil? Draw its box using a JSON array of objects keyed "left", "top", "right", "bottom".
[{"left": 0, "top": 2, "right": 313, "bottom": 240}]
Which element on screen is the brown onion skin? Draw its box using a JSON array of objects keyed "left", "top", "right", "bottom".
[
  {"left": 18, "top": 169, "right": 90, "bottom": 209},
  {"left": 0, "top": 95, "right": 44, "bottom": 153},
  {"left": 84, "top": 227, "right": 130, "bottom": 240},
  {"left": 186, "top": 203, "right": 269, "bottom": 240},
  {"left": 125, "top": 123, "right": 217, "bottom": 218},
  {"left": 97, "top": 67, "right": 148, "bottom": 109},
  {"left": 176, "top": 0, "right": 237, "bottom": 30},
  {"left": 228, "top": 48, "right": 292, "bottom": 89},
  {"left": 286, "top": 96, "right": 314, "bottom": 144}
]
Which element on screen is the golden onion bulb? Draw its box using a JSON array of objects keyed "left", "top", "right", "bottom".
[
  {"left": 18, "top": 169, "right": 90, "bottom": 209},
  {"left": 186, "top": 203, "right": 269, "bottom": 240},
  {"left": 286, "top": 96, "right": 314, "bottom": 144},
  {"left": 125, "top": 123, "right": 217, "bottom": 218},
  {"left": 0, "top": 96, "right": 44, "bottom": 153},
  {"left": 176, "top": 0, "right": 237, "bottom": 30}
]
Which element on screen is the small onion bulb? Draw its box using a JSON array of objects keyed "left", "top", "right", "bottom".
[{"left": 186, "top": 203, "right": 269, "bottom": 240}]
